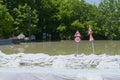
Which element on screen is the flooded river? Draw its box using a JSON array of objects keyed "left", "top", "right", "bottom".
[{"left": 0, "top": 40, "right": 120, "bottom": 55}]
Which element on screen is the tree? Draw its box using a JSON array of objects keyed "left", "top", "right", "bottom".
[
  {"left": 99, "top": 0, "right": 120, "bottom": 39},
  {"left": 0, "top": 3, "right": 14, "bottom": 38},
  {"left": 56, "top": 0, "right": 101, "bottom": 39},
  {"left": 2, "top": 0, "right": 120, "bottom": 40},
  {"left": 12, "top": 3, "right": 39, "bottom": 36}
]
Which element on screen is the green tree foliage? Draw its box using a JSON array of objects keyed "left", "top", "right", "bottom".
[
  {"left": 0, "top": 3, "right": 13, "bottom": 38},
  {"left": 55, "top": 0, "right": 101, "bottom": 39},
  {"left": 1, "top": 0, "right": 120, "bottom": 40},
  {"left": 99, "top": 0, "right": 120, "bottom": 39},
  {"left": 12, "top": 3, "right": 39, "bottom": 36},
  {"left": 0, "top": 0, "right": 2, "bottom": 3}
]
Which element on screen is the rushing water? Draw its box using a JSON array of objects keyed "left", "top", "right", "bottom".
[{"left": 0, "top": 40, "right": 120, "bottom": 55}]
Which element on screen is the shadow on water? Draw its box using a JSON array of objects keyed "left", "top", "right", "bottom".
[{"left": 0, "top": 40, "right": 120, "bottom": 55}]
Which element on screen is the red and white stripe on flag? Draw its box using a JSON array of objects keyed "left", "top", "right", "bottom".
[{"left": 88, "top": 26, "right": 94, "bottom": 42}]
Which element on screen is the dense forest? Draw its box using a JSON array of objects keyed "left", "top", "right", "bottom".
[{"left": 0, "top": 0, "right": 120, "bottom": 40}]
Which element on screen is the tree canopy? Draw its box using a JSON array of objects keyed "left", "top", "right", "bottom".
[{"left": 0, "top": 0, "right": 120, "bottom": 40}]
